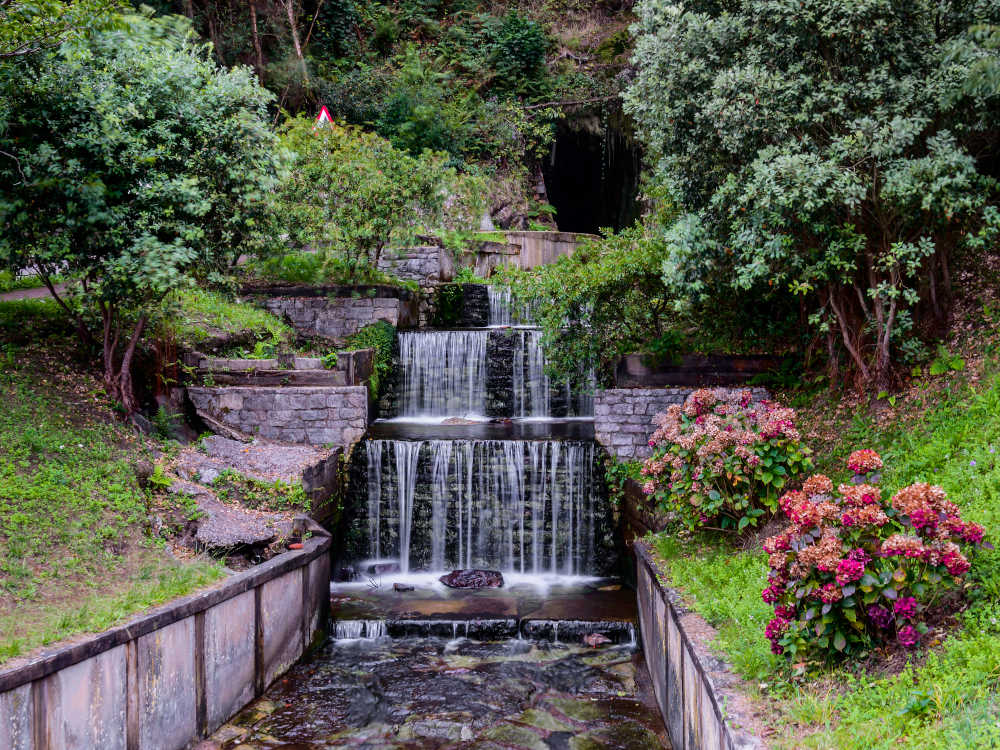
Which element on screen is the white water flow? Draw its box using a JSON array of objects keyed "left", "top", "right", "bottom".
[
  {"left": 334, "top": 620, "right": 387, "bottom": 639},
  {"left": 398, "top": 331, "right": 487, "bottom": 417},
  {"left": 366, "top": 439, "right": 598, "bottom": 575},
  {"left": 488, "top": 286, "right": 532, "bottom": 326}
]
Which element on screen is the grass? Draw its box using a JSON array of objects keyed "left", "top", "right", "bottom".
[
  {"left": 158, "top": 288, "right": 293, "bottom": 351},
  {"left": 648, "top": 360, "right": 1000, "bottom": 748},
  {"left": 0, "top": 271, "right": 61, "bottom": 294},
  {"left": 245, "top": 250, "right": 419, "bottom": 292},
  {"left": 0, "top": 317, "right": 223, "bottom": 663}
]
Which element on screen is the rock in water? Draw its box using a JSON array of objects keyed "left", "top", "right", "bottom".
[
  {"left": 583, "top": 633, "right": 612, "bottom": 648},
  {"left": 393, "top": 583, "right": 415, "bottom": 592},
  {"left": 439, "top": 569, "right": 504, "bottom": 589}
]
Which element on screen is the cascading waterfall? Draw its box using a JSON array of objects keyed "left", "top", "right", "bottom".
[
  {"left": 398, "top": 331, "right": 487, "bottom": 417},
  {"left": 361, "top": 439, "right": 604, "bottom": 576},
  {"left": 488, "top": 286, "right": 532, "bottom": 327}
]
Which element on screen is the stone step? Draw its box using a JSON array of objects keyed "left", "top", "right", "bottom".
[{"left": 195, "top": 369, "right": 348, "bottom": 387}]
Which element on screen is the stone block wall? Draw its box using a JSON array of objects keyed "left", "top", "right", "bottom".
[
  {"left": 264, "top": 296, "right": 409, "bottom": 342},
  {"left": 377, "top": 246, "right": 454, "bottom": 326},
  {"left": 595, "top": 387, "right": 770, "bottom": 461},
  {"left": 188, "top": 386, "right": 367, "bottom": 447},
  {"left": 0, "top": 534, "right": 331, "bottom": 750}
]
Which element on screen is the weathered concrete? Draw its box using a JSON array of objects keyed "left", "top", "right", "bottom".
[
  {"left": 595, "top": 387, "right": 770, "bottom": 460},
  {"left": 188, "top": 385, "right": 368, "bottom": 448},
  {"left": 635, "top": 542, "right": 764, "bottom": 750},
  {"left": 0, "top": 682, "right": 31, "bottom": 750},
  {"left": 259, "top": 570, "right": 305, "bottom": 688},
  {"left": 137, "top": 619, "right": 197, "bottom": 750},
  {"left": 0, "top": 532, "right": 331, "bottom": 750},
  {"left": 203, "top": 591, "right": 256, "bottom": 729},
  {"left": 471, "top": 231, "right": 594, "bottom": 276}
]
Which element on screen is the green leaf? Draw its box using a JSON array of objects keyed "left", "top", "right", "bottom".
[{"left": 833, "top": 631, "right": 846, "bottom": 651}]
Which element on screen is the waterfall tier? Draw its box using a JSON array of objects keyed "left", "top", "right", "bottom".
[
  {"left": 344, "top": 439, "right": 615, "bottom": 577},
  {"left": 389, "top": 329, "right": 592, "bottom": 419}
]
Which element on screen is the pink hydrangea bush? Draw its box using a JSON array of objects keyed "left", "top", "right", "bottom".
[
  {"left": 641, "top": 388, "right": 813, "bottom": 531},
  {"left": 763, "top": 450, "right": 987, "bottom": 659}
]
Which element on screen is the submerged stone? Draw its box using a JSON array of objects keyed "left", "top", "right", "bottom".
[{"left": 439, "top": 569, "right": 505, "bottom": 589}]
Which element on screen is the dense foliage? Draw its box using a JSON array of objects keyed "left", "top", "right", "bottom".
[
  {"left": 0, "top": 12, "right": 282, "bottom": 412},
  {"left": 641, "top": 388, "right": 813, "bottom": 531},
  {"left": 626, "top": 0, "right": 1000, "bottom": 389},
  {"left": 0, "top": 0, "right": 121, "bottom": 57},
  {"left": 274, "top": 116, "right": 483, "bottom": 277},
  {"left": 764, "top": 455, "right": 987, "bottom": 660}
]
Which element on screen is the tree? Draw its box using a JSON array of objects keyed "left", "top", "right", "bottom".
[
  {"left": 0, "top": 0, "right": 121, "bottom": 58},
  {"left": 275, "top": 115, "right": 452, "bottom": 274},
  {"left": 0, "top": 11, "right": 283, "bottom": 413},
  {"left": 625, "top": 0, "right": 1000, "bottom": 390}
]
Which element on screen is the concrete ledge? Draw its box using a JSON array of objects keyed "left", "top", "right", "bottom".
[
  {"left": 635, "top": 541, "right": 765, "bottom": 750},
  {"left": 0, "top": 532, "right": 331, "bottom": 750}
]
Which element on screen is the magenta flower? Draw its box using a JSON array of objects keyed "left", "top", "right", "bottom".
[
  {"left": 897, "top": 625, "right": 920, "bottom": 649},
  {"left": 867, "top": 604, "right": 892, "bottom": 629},
  {"left": 893, "top": 597, "right": 918, "bottom": 619},
  {"left": 835, "top": 558, "right": 865, "bottom": 586}
]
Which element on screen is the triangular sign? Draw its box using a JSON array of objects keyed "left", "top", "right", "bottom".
[{"left": 314, "top": 105, "right": 334, "bottom": 129}]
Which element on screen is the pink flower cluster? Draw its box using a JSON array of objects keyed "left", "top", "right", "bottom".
[
  {"left": 762, "top": 449, "right": 986, "bottom": 659},
  {"left": 847, "top": 449, "right": 883, "bottom": 475}
]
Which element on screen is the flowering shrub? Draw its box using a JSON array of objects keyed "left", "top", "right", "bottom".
[
  {"left": 763, "top": 450, "right": 987, "bottom": 659},
  {"left": 641, "top": 389, "right": 813, "bottom": 531}
]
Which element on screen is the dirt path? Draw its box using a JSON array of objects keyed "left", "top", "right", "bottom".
[{"left": 0, "top": 284, "right": 65, "bottom": 302}]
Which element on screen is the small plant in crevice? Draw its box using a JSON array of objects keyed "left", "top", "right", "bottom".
[
  {"left": 151, "top": 405, "right": 180, "bottom": 441},
  {"left": 212, "top": 469, "right": 310, "bottom": 512},
  {"left": 763, "top": 451, "right": 988, "bottom": 660},
  {"left": 641, "top": 388, "right": 813, "bottom": 532}
]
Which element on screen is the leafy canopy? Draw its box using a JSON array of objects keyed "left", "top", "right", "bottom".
[
  {"left": 625, "top": 0, "right": 1000, "bottom": 388},
  {"left": 0, "top": 11, "right": 283, "bottom": 409},
  {"left": 0, "top": 0, "right": 122, "bottom": 58},
  {"left": 275, "top": 115, "right": 483, "bottom": 275}
]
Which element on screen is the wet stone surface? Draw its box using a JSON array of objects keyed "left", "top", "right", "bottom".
[{"left": 210, "top": 637, "right": 669, "bottom": 749}]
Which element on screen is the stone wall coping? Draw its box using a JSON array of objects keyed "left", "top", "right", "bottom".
[
  {"left": 635, "top": 540, "right": 766, "bottom": 749},
  {"left": 501, "top": 230, "right": 599, "bottom": 242},
  {"left": 0, "top": 531, "right": 331, "bottom": 694},
  {"left": 242, "top": 283, "right": 415, "bottom": 300}
]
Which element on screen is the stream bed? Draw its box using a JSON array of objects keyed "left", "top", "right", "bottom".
[{"left": 209, "top": 635, "right": 669, "bottom": 749}]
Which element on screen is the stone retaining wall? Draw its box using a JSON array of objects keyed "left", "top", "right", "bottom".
[
  {"left": 595, "top": 387, "right": 770, "bottom": 461},
  {"left": 377, "top": 246, "right": 454, "bottom": 326},
  {"left": 264, "top": 296, "right": 411, "bottom": 341},
  {"left": 0, "top": 533, "right": 331, "bottom": 750},
  {"left": 635, "top": 542, "right": 764, "bottom": 750},
  {"left": 188, "top": 386, "right": 368, "bottom": 447}
]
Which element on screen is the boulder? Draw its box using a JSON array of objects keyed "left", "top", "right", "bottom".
[{"left": 439, "top": 569, "right": 504, "bottom": 589}]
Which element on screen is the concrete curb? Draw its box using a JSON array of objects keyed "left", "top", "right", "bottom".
[
  {"left": 635, "top": 541, "right": 766, "bottom": 750},
  {"left": 0, "top": 531, "right": 331, "bottom": 749}
]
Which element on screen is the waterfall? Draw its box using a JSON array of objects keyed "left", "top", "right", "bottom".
[
  {"left": 488, "top": 286, "right": 532, "bottom": 326},
  {"left": 334, "top": 619, "right": 387, "bottom": 639},
  {"left": 360, "top": 439, "right": 605, "bottom": 576},
  {"left": 398, "top": 331, "right": 487, "bottom": 417},
  {"left": 512, "top": 329, "right": 552, "bottom": 418}
]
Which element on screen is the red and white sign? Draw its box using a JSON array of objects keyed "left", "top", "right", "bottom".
[{"left": 314, "top": 105, "right": 334, "bottom": 129}]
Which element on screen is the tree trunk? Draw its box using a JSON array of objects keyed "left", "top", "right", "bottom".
[
  {"left": 283, "top": 0, "right": 310, "bottom": 86},
  {"left": 100, "top": 305, "right": 146, "bottom": 416},
  {"left": 250, "top": 1, "right": 265, "bottom": 82}
]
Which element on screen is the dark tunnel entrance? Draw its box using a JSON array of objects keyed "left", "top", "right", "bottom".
[{"left": 540, "top": 115, "right": 643, "bottom": 234}]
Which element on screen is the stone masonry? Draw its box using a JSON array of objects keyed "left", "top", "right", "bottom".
[
  {"left": 264, "top": 296, "right": 408, "bottom": 342},
  {"left": 377, "top": 245, "right": 454, "bottom": 326},
  {"left": 188, "top": 386, "right": 368, "bottom": 447},
  {"left": 595, "top": 387, "right": 770, "bottom": 461}
]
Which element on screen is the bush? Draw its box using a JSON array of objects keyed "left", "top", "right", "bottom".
[
  {"left": 343, "top": 320, "right": 395, "bottom": 396},
  {"left": 763, "top": 452, "right": 987, "bottom": 660},
  {"left": 641, "top": 388, "right": 813, "bottom": 531}
]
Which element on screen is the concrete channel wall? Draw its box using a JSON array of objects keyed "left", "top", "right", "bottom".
[
  {"left": 0, "top": 534, "right": 331, "bottom": 750},
  {"left": 636, "top": 543, "right": 764, "bottom": 750}
]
